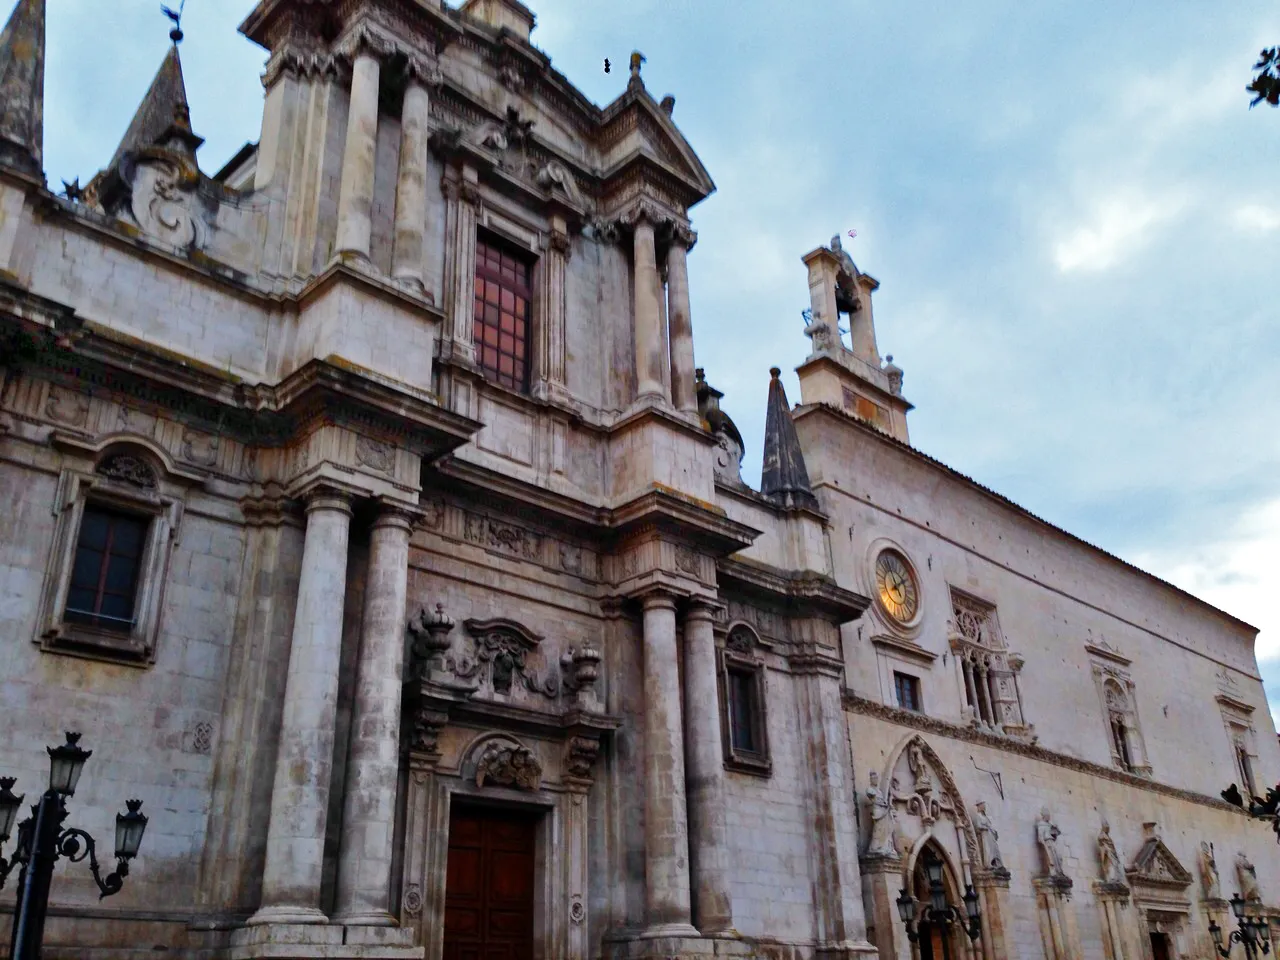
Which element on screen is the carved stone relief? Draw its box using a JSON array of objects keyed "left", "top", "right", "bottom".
[
  {"left": 874, "top": 734, "right": 978, "bottom": 864},
  {"left": 182, "top": 427, "right": 218, "bottom": 467},
  {"left": 474, "top": 739, "right": 542, "bottom": 791},
  {"left": 130, "top": 159, "right": 205, "bottom": 251},
  {"left": 563, "top": 736, "right": 601, "bottom": 779},
  {"left": 465, "top": 513, "right": 541, "bottom": 562},
  {"left": 45, "top": 386, "right": 89, "bottom": 427},
  {"left": 97, "top": 454, "right": 158, "bottom": 489},
  {"left": 355, "top": 435, "right": 394, "bottom": 474}
]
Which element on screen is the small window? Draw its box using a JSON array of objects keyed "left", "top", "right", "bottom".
[
  {"left": 727, "top": 666, "right": 762, "bottom": 754},
  {"left": 473, "top": 236, "right": 533, "bottom": 393},
  {"left": 894, "top": 671, "right": 922, "bottom": 713},
  {"left": 65, "top": 506, "right": 148, "bottom": 632},
  {"left": 1237, "top": 743, "right": 1257, "bottom": 798}
]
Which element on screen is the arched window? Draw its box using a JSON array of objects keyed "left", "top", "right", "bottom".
[
  {"left": 1104, "top": 679, "right": 1140, "bottom": 773},
  {"left": 719, "top": 624, "right": 771, "bottom": 776}
]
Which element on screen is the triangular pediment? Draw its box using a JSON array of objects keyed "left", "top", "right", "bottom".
[
  {"left": 599, "top": 88, "right": 715, "bottom": 205},
  {"left": 1126, "top": 837, "right": 1192, "bottom": 889}
]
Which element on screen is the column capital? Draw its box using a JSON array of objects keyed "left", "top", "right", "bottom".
[
  {"left": 664, "top": 222, "right": 697, "bottom": 252},
  {"left": 405, "top": 53, "right": 444, "bottom": 88},
  {"left": 370, "top": 501, "right": 418, "bottom": 533},
  {"left": 640, "top": 590, "right": 678, "bottom": 613},
  {"left": 334, "top": 22, "right": 397, "bottom": 63},
  {"left": 301, "top": 484, "right": 356, "bottom": 517},
  {"left": 685, "top": 598, "right": 724, "bottom": 623}
]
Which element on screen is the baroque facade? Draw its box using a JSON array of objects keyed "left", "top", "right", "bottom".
[{"left": 0, "top": 1, "right": 1275, "bottom": 959}]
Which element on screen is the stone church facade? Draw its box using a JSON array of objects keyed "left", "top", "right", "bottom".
[{"left": 0, "top": 1, "right": 1275, "bottom": 959}]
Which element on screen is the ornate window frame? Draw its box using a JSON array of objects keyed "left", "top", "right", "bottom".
[
  {"left": 1216, "top": 691, "right": 1258, "bottom": 796},
  {"left": 1087, "top": 643, "right": 1151, "bottom": 777},
  {"left": 35, "top": 436, "right": 202, "bottom": 666},
  {"left": 718, "top": 622, "right": 771, "bottom": 777},
  {"left": 947, "top": 588, "right": 1031, "bottom": 739}
]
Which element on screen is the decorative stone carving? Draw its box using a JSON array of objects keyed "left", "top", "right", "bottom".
[
  {"left": 535, "top": 160, "right": 585, "bottom": 209},
  {"left": 409, "top": 604, "right": 455, "bottom": 675},
  {"left": 97, "top": 454, "right": 158, "bottom": 489},
  {"left": 1200, "top": 841, "right": 1222, "bottom": 901},
  {"left": 131, "top": 159, "right": 204, "bottom": 250},
  {"left": 182, "top": 427, "right": 218, "bottom": 467},
  {"left": 1097, "top": 820, "right": 1125, "bottom": 885},
  {"left": 190, "top": 721, "right": 213, "bottom": 755},
  {"left": 1037, "top": 807, "right": 1067, "bottom": 879},
  {"left": 973, "top": 801, "right": 1005, "bottom": 872},
  {"left": 45, "top": 386, "right": 89, "bottom": 427},
  {"left": 462, "top": 618, "right": 558, "bottom": 698},
  {"left": 464, "top": 513, "right": 541, "bottom": 561},
  {"left": 355, "top": 435, "right": 394, "bottom": 474},
  {"left": 674, "top": 545, "right": 699, "bottom": 576},
  {"left": 876, "top": 735, "right": 978, "bottom": 862},
  {"left": 1236, "top": 851, "right": 1261, "bottom": 902},
  {"left": 420, "top": 498, "right": 445, "bottom": 530},
  {"left": 726, "top": 625, "right": 755, "bottom": 655},
  {"left": 409, "top": 707, "right": 449, "bottom": 758},
  {"left": 559, "top": 542, "right": 583, "bottom": 575},
  {"left": 1126, "top": 824, "right": 1193, "bottom": 891},
  {"left": 475, "top": 740, "right": 541, "bottom": 791},
  {"left": 564, "top": 736, "right": 600, "bottom": 779},
  {"left": 403, "top": 882, "right": 423, "bottom": 918},
  {"left": 569, "top": 897, "right": 585, "bottom": 924}
]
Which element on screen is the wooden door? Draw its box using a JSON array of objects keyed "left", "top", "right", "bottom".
[{"left": 443, "top": 806, "right": 538, "bottom": 960}]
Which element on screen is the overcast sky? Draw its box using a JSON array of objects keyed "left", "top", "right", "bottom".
[{"left": 37, "top": 1, "right": 1280, "bottom": 716}]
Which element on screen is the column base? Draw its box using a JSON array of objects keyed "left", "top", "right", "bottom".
[
  {"left": 245, "top": 905, "right": 329, "bottom": 926},
  {"left": 229, "top": 922, "right": 421, "bottom": 960},
  {"left": 330, "top": 908, "right": 398, "bottom": 928},
  {"left": 607, "top": 931, "right": 750, "bottom": 960}
]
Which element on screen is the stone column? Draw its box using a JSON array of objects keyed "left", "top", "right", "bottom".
[
  {"left": 391, "top": 66, "right": 435, "bottom": 287},
  {"left": 249, "top": 488, "right": 354, "bottom": 925},
  {"left": 631, "top": 213, "right": 666, "bottom": 402},
  {"left": 681, "top": 601, "right": 733, "bottom": 935},
  {"left": 641, "top": 592, "right": 697, "bottom": 936},
  {"left": 333, "top": 506, "right": 415, "bottom": 925},
  {"left": 335, "top": 48, "right": 381, "bottom": 259},
  {"left": 666, "top": 231, "right": 698, "bottom": 414}
]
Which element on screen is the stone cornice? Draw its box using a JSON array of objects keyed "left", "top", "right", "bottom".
[
  {"left": 718, "top": 556, "right": 869, "bottom": 625},
  {"left": 608, "top": 488, "right": 758, "bottom": 558},
  {"left": 842, "top": 691, "right": 1257, "bottom": 817}
]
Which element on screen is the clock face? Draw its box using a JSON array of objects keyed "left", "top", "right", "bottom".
[{"left": 875, "top": 550, "right": 919, "bottom": 623}]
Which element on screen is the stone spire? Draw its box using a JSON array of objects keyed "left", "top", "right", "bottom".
[
  {"left": 761, "top": 367, "right": 818, "bottom": 511},
  {"left": 0, "top": 0, "right": 46, "bottom": 178},
  {"left": 107, "top": 43, "right": 201, "bottom": 173}
]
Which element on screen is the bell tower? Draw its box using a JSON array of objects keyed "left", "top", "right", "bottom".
[{"left": 797, "top": 234, "right": 912, "bottom": 443}]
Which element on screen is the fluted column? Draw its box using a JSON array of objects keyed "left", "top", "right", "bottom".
[
  {"left": 641, "top": 592, "right": 697, "bottom": 936},
  {"left": 333, "top": 506, "right": 415, "bottom": 925},
  {"left": 249, "top": 488, "right": 353, "bottom": 925},
  {"left": 392, "top": 65, "right": 435, "bottom": 286},
  {"left": 335, "top": 49, "right": 381, "bottom": 259},
  {"left": 631, "top": 214, "right": 666, "bottom": 402},
  {"left": 682, "top": 602, "right": 734, "bottom": 935},
  {"left": 667, "top": 232, "right": 698, "bottom": 413}
]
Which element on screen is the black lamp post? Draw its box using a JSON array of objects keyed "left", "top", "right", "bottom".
[
  {"left": 1209, "top": 894, "right": 1272, "bottom": 959},
  {"left": 896, "top": 852, "right": 983, "bottom": 946},
  {"left": 0, "top": 733, "right": 149, "bottom": 960}
]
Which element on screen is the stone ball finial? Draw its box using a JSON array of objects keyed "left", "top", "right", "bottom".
[{"left": 770, "top": 366, "right": 781, "bottom": 379}]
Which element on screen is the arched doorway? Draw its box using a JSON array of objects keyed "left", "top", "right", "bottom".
[{"left": 909, "top": 842, "right": 970, "bottom": 960}]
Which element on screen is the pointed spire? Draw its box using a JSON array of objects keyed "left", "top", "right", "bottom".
[
  {"left": 0, "top": 0, "right": 46, "bottom": 178},
  {"left": 761, "top": 367, "right": 819, "bottom": 511},
  {"left": 107, "top": 44, "right": 201, "bottom": 173}
]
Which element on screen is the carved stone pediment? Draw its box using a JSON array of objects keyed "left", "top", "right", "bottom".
[{"left": 1126, "top": 837, "right": 1193, "bottom": 890}]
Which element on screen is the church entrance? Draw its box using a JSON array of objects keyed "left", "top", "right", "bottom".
[
  {"left": 443, "top": 804, "right": 538, "bottom": 960},
  {"left": 1149, "top": 932, "right": 1172, "bottom": 960},
  {"left": 910, "top": 844, "right": 965, "bottom": 960}
]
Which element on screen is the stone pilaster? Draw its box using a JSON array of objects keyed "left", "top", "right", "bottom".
[
  {"left": 972, "top": 869, "right": 1011, "bottom": 960},
  {"left": 534, "top": 218, "right": 571, "bottom": 402},
  {"left": 444, "top": 169, "right": 480, "bottom": 365},
  {"left": 391, "top": 63, "right": 438, "bottom": 288},
  {"left": 1032, "top": 876, "right": 1079, "bottom": 960},
  {"left": 335, "top": 48, "right": 381, "bottom": 259},
  {"left": 333, "top": 506, "right": 416, "bottom": 926},
  {"left": 249, "top": 487, "right": 354, "bottom": 925},
  {"left": 681, "top": 601, "right": 733, "bottom": 935},
  {"left": 640, "top": 592, "right": 697, "bottom": 936},
  {"left": 1092, "top": 883, "right": 1132, "bottom": 960},
  {"left": 666, "top": 230, "right": 697, "bottom": 414},
  {"left": 630, "top": 213, "right": 666, "bottom": 402}
]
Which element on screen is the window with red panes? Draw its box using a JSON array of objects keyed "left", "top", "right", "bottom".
[
  {"left": 65, "top": 506, "right": 148, "bottom": 631},
  {"left": 473, "top": 237, "right": 533, "bottom": 392}
]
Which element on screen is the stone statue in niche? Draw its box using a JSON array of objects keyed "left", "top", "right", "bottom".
[
  {"left": 1199, "top": 841, "right": 1222, "bottom": 901},
  {"left": 1096, "top": 820, "right": 1126, "bottom": 886},
  {"left": 865, "top": 772, "right": 899, "bottom": 856},
  {"left": 972, "top": 801, "right": 1004, "bottom": 871},
  {"left": 1037, "top": 807, "right": 1066, "bottom": 879},
  {"left": 908, "top": 742, "right": 934, "bottom": 797},
  {"left": 1236, "top": 851, "right": 1261, "bottom": 902}
]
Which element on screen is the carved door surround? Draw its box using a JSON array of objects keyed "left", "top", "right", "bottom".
[
  {"left": 860, "top": 733, "right": 1011, "bottom": 960},
  {"left": 399, "top": 608, "right": 619, "bottom": 960},
  {"left": 1125, "top": 825, "right": 1193, "bottom": 960}
]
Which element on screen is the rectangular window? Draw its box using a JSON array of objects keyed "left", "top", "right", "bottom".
[
  {"left": 894, "top": 671, "right": 922, "bottom": 713},
  {"left": 726, "top": 666, "right": 761, "bottom": 755},
  {"left": 473, "top": 237, "right": 533, "bottom": 393},
  {"left": 1237, "top": 745, "right": 1257, "bottom": 797},
  {"left": 64, "top": 506, "right": 148, "bottom": 632}
]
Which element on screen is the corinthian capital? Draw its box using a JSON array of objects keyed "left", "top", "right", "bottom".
[
  {"left": 334, "top": 22, "right": 398, "bottom": 62},
  {"left": 617, "top": 198, "right": 671, "bottom": 230},
  {"left": 406, "top": 54, "right": 444, "bottom": 88}
]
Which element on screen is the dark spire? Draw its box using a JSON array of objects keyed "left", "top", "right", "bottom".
[
  {"left": 107, "top": 44, "right": 201, "bottom": 173},
  {"left": 0, "top": 0, "right": 46, "bottom": 178},
  {"left": 761, "top": 367, "right": 818, "bottom": 511}
]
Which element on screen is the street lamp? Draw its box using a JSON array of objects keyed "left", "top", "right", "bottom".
[
  {"left": 1209, "top": 894, "right": 1273, "bottom": 959},
  {"left": 0, "top": 732, "right": 149, "bottom": 960},
  {"left": 896, "top": 851, "right": 983, "bottom": 945}
]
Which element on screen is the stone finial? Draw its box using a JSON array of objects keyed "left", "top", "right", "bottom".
[
  {"left": 628, "top": 51, "right": 645, "bottom": 89},
  {"left": 105, "top": 44, "right": 202, "bottom": 174},
  {"left": 659, "top": 94, "right": 675, "bottom": 116},
  {"left": 761, "top": 367, "right": 818, "bottom": 510},
  {"left": 0, "top": 0, "right": 46, "bottom": 178}
]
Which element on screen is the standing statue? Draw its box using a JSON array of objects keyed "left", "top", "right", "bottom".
[
  {"left": 1199, "top": 842, "right": 1222, "bottom": 901},
  {"left": 1097, "top": 820, "right": 1126, "bottom": 885},
  {"left": 908, "top": 742, "right": 935, "bottom": 796},
  {"left": 972, "top": 801, "right": 1004, "bottom": 870},
  {"left": 1236, "top": 851, "right": 1261, "bottom": 902},
  {"left": 865, "top": 772, "right": 898, "bottom": 856},
  {"left": 1037, "top": 807, "right": 1066, "bottom": 878}
]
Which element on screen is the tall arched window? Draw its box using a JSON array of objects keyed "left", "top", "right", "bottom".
[{"left": 1105, "top": 680, "right": 1139, "bottom": 773}]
